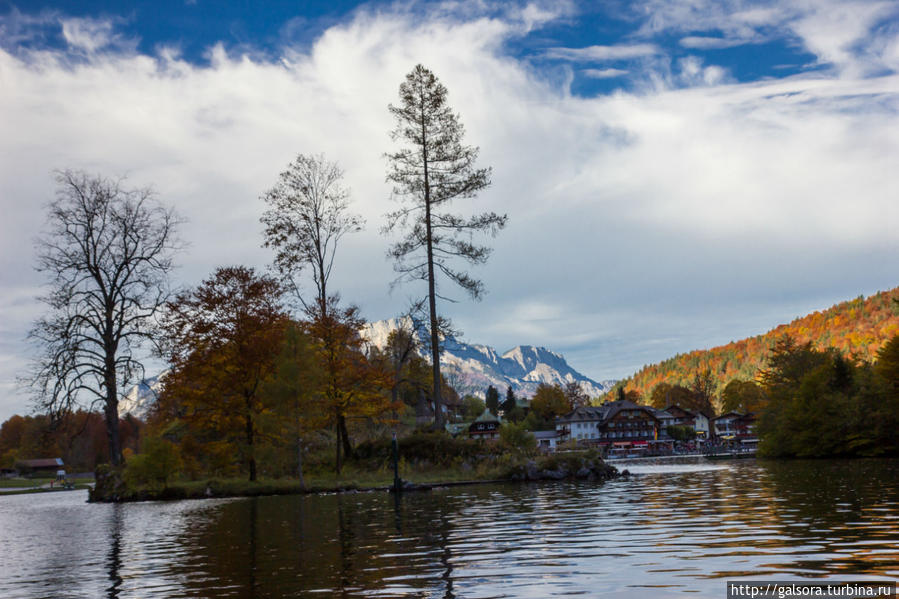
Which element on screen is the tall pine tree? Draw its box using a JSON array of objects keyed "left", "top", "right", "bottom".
[{"left": 383, "top": 65, "right": 507, "bottom": 429}]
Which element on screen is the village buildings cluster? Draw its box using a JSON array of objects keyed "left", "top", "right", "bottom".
[{"left": 458, "top": 398, "right": 758, "bottom": 457}]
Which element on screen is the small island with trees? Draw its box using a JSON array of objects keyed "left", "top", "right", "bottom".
[{"left": 2, "top": 64, "right": 619, "bottom": 502}]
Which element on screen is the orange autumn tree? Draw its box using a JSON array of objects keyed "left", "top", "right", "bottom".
[
  {"left": 160, "top": 266, "right": 288, "bottom": 481},
  {"left": 307, "top": 298, "right": 395, "bottom": 474}
]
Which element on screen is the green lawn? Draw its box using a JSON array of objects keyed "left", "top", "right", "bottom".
[
  {"left": 0, "top": 477, "right": 55, "bottom": 489},
  {"left": 0, "top": 477, "right": 95, "bottom": 495}
]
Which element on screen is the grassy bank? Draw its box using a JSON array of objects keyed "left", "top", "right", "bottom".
[
  {"left": 0, "top": 477, "right": 55, "bottom": 488},
  {"left": 90, "top": 448, "right": 621, "bottom": 503},
  {"left": 91, "top": 464, "right": 509, "bottom": 502},
  {"left": 0, "top": 477, "right": 94, "bottom": 496}
]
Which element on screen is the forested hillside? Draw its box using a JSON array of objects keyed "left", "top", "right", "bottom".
[{"left": 613, "top": 287, "right": 899, "bottom": 402}]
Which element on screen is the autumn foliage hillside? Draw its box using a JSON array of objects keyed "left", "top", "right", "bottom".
[{"left": 610, "top": 287, "right": 899, "bottom": 403}]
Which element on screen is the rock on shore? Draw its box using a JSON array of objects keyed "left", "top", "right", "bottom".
[{"left": 508, "top": 453, "right": 620, "bottom": 482}]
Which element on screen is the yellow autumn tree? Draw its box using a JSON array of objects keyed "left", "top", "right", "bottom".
[{"left": 306, "top": 299, "right": 397, "bottom": 473}]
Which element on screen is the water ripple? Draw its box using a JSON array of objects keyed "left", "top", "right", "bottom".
[{"left": 2, "top": 458, "right": 899, "bottom": 597}]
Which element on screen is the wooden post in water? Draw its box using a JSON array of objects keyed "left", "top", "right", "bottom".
[{"left": 392, "top": 432, "right": 401, "bottom": 493}]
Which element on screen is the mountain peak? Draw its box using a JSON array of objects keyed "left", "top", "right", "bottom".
[{"left": 362, "top": 319, "right": 615, "bottom": 398}]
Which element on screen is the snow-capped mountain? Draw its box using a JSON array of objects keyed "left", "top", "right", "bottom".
[
  {"left": 362, "top": 317, "right": 616, "bottom": 399},
  {"left": 120, "top": 372, "right": 166, "bottom": 418}
]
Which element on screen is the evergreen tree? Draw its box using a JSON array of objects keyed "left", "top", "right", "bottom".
[
  {"left": 502, "top": 385, "right": 517, "bottom": 415},
  {"left": 383, "top": 64, "right": 507, "bottom": 429},
  {"left": 485, "top": 385, "right": 500, "bottom": 416}
]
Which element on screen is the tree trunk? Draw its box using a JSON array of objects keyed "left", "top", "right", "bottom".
[
  {"left": 296, "top": 434, "right": 306, "bottom": 491},
  {"left": 338, "top": 414, "right": 353, "bottom": 460},
  {"left": 391, "top": 378, "right": 400, "bottom": 420},
  {"left": 104, "top": 360, "right": 123, "bottom": 467},
  {"left": 416, "top": 388, "right": 429, "bottom": 427},
  {"left": 335, "top": 415, "right": 342, "bottom": 474},
  {"left": 104, "top": 397, "right": 123, "bottom": 467},
  {"left": 420, "top": 108, "right": 443, "bottom": 430},
  {"left": 245, "top": 405, "right": 256, "bottom": 482}
]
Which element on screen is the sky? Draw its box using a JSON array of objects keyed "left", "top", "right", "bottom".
[{"left": 1, "top": 0, "right": 898, "bottom": 421}]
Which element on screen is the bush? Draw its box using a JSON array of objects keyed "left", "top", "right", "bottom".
[
  {"left": 666, "top": 425, "right": 696, "bottom": 442},
  {"left": 354, "top": 431, "right": 499, "bottom": 467},
  {"left": 124, "top": 437, "right": 183, "bottom": 489},
  {"left": 499, "top": 422, "right": 537, "bottom": 455},
  {"left": 538, "top": 449, "right": 601, "bottom": 473}
]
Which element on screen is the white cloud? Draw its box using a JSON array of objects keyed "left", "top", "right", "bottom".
[
  {"left": 788, "top": 0, "right": 899, "bottom": 74},
  {"left": 582, "top": 67, "right": 628, "bottom": 79},
  {"left": 635, "top": 0, "right": 790, "bottom": 41},
  {"left": 679, "top": 35, "right": 751, "bottom": 49},
  {"left": 633, "top": 0, "right": 899, "bottom": 75},
  {"left": 544, "top": 43, "right": 660, "bottom": 61},
  {"left": 0, "top": 2, "right": 898, "bottom": 419},
  {"left": 676, "top": 55, "right": 730, "bottom": 85},
  {"left": 0, "top": 8, "right": 59, "bottom": 47},
  {"left": 60, "top": 17, "right": 117, "bottom": 52}
]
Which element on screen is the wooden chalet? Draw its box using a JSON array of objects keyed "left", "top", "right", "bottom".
[
  {"left": 557, "top": 400, "right": 663, "bottom": 448},
  {"left": 468, "top": 410, "right": 501, "bottom": 441},
  {"left": 595, "top": 400, "right": 662, "bottom": 446}
]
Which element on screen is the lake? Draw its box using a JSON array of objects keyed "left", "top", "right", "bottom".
[{"left": 1, "top": 458, "right": 898, "bottom": 598}]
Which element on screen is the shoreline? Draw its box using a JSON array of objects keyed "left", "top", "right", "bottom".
[
  {"left": 0, "top": 483, "right": 94, "bottom": 497},
  {"left": 89, "top": 477, "right": 516, "bottom": 503},
  {"left": 88, "top": 452, "right": 623, "bottom": 503}
]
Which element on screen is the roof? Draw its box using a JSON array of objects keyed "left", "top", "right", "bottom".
[
  {"left": 665, "top": 404, "right": 714, "bottom": 420},
  {"left": 474, "top": 409, "right": 501, "bottom": 423},
  {"left": 17, "top": 458, "right": 64, "bottom": 468},
  {"left": 556, "top": 405, "right": 610, "bottom": 424},
  {"left": 557, "top": 400, "right": 660, "bottom": 426},
  {"left": 533, "top": 430, "right": 561, "bottom": 439},
  {"left": 445, "top": 422, "right": 469, "bottom": 435},
  {"left": 599, "top": 400, "right": 659, "bottom": 423},
  {"left": 651, "top": 408, "right": 674, "bottom": 419},
  {"left": 713, "top": 412, "right": 743, "bottom": 421},
  {"left": 664, "top": 405, "right": 695, "bottom": 417}
]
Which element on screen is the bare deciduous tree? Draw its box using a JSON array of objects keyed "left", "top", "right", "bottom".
[
  {"left": 383, "top": 64, "right": 507, "bottom": 428},
  {"left": 260, "top": 154, "right": 363, "bottom": 316},
  {"left": 27, "top": 170, "right": 181, "bottom": 466},
  {"left": 260, "top": 153, "right": 366, "bottom": 468}
]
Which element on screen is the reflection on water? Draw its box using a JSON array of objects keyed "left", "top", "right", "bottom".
[
  {"left": 107, "top": 504, "right": 123, "bottom": 598},
  {"left": 1, "top": 459, "right": 898, "bottom": 598},
  {"left": 614, "top": 454, "right": 731, "bottom": 474}
]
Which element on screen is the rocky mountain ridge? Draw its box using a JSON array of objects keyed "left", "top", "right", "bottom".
[{"left": 362, "top": 317, "right": 615, "bottom": 399}]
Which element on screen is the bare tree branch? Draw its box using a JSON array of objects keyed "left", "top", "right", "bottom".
[
  {"left": 23, "top": 169, "right": 182, "bottom": 466},
  {"left": 260, "top": 154, "right": 363, "bottom": 318}
]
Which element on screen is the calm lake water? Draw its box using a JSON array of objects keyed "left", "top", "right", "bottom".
[{"left": 2, "top": 458, "right": 898, "bottom": 598}]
